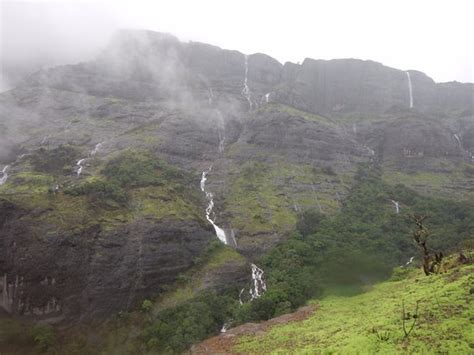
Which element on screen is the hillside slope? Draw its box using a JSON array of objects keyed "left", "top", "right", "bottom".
[{"left": 200, "top": 259, "right": 473, "bottom": 354}]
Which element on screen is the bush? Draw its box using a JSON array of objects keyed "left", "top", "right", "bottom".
[
  {"left": 103, "top": 150, "right": 166, "bottom": 188},
  {"left": 64, "top": 179, "right": 127, "bottom": 204},
  {"left": 321, "top": 165, "right": 336, "bottom": 175},
  {"left": 296, "top": 210, "right": 325, "bottom": 236},
  {"left": 32, "top": 145, "right": 79, "bottom": 174},
  {"left": 141, "top": 299, "right": 153, "bottom": 313},
  {"left": 390, "top": 266, "right": 412, "bottom": 281},
  {"left": 30, "top": 325, "right": 55, "bottom": 352},
  {"left": 143, "top": 292, "right": 232, "bottom": 353}
]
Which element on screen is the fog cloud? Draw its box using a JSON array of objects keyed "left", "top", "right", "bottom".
[{"left": 1, "top": 0, "right": 473, "bottom": 91}]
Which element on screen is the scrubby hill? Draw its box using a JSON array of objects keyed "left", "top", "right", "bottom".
[{"left": 199, "top": 256, "right": 474, "bottom": 354}]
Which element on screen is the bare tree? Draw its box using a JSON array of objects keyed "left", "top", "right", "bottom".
[
  {"left": 412, "top": 215, "right": 443, "bottom": 275},
  {"left": 401, "top": 299, "right": 419, "bottom": 339}
]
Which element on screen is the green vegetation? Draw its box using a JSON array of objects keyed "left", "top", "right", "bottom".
[
  {"left": 225, "top": 159, "right": 347, "bottom": 238},
  {"left": 0, "top": 320, "right": 56, "bottom": 353},
  {"left": 143, "top": 291, "right": 234, "bottom": 353},
  {"left": 31, "top": 145, "right": 79, "bottom": 174},
  {"left": 382, "top": 158, "right": 474, "bottom": 202},
  {"left": 236, "top": 261, "right": 474, "bottom": 354},
  {"left": 31, "top": 325, "right": 56, "bottom": 352},
  {"left": 103, "top": 150, "right": 187, "bottom": 188},
  {"left": 257, "top": 102, "right": 335, "bottom": 126},
  {"left": 65, "top": 178, "right": 128, "bottom": 204},
  {"left": 141, "top": 300, "right": 153, "bottom": 313},
  {"left": 133, "top": 164, "right": 473, "bottom": 353},
  {"left": 242, "top": 164, "right": 474, "bottom": 322}
]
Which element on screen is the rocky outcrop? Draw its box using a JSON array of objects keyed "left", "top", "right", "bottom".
[
  {"left": 276, "top": 59, "right": 473, "bottom": 116},
  {"left": 19, "top": 30, "right": 473, "bottom": 118},
  {"left": 0, "top": 198, "right": 213, "bottom": 321}
]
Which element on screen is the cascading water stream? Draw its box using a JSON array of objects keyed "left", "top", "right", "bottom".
[
  {"left": 207, "top": 88, "right": 214, "bottom": 106},
  {"left": 249, "top": 263, "right": 267, "bottom": 300},
  {"left": 199, "top": 91, "right": 266, "bottom": 332},
  {"left": 76, "top": 159, "right": 85, "bottom": 177},
  {"left": 401, "top": 256, "right": 414, "bottom": 268},
  {"left": 200, "top": 168, "right": 229, "bottom": 245},
  {"left": 241, "top": 55, "right": 252, "bottom": 109},
  {"left": 454, "top": 134, "right": 462, "bottom": 148},
  {"left": 0, "top": 165, "right": 10, "bottom": 186},
  {"left": 265, "top": 93, "right": 271, "bottom": 103},
  {"left": 76, "top": 142, "right": 104, "bottom": 177},
  {"left": 406, "top": 71, "right": 414, "bottom": 109},
  {"left": 90, "top": 142, "right": 103, "bottom": 156},
  {"left": 391, "top": 199, "right": 400, "bottom": 214},
  {"left": 453, "top": 134, "right": 474, "bottom": 161},
  {"left": 218, "top": 132, "right": 225, "bottom": 154}
]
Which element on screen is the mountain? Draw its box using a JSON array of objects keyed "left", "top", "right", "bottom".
[{"left": 0, "top": 29, "right": 473, "bottom": 352}]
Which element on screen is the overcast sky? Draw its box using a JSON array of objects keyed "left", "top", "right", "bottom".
[{"left": 1, "top": 0, "right": 473, "bottom": 87}]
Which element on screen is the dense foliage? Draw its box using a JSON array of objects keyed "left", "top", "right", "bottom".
[
  {"left": 64, "top": 150, "right": 195, "bottom": 206},
  {"left": 143, "top": 292, "right": 235, "bottom": 353},
  {"left": 258, "top": 164, "right": 474, "bottom": 314},
  {"left": 64, "top": 179, "right": 127, "bottom": 204},
  {"left": 103, "top": 150, "right": 188, "bottom": 188},
  {"left": 31, "top": 145, "right": 79, "bottom": 174}
]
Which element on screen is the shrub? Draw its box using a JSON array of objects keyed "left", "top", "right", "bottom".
[
  {"left": 321, "top": 165, "right": 336, "bottom": 175},
  {"left": 32, "top": 145, "right": 79, "bottom": 174},
  {"left": 64, "top": 179, "right": 127, "bottom": 204},
  {"left": 296, "top": 210, "right": 325, "bottom": 236},
  {"left": 141, "top": 299, "right": 153, "bottom": 313},
  {"left": 103, "top": 150, "right": 165, "bottom": 187},
  {"left": 30, "top": 325, "right": 55, "bottom": 352},
  {"left": 390, "top": 266, "right": 412, "bottom": 281}
]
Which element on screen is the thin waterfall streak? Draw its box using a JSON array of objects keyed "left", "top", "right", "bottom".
[
  {"left": 241, "top": 55, "right": 252, "bottom": 109},
  {"left": 200, "top": 167, "right": 228, "bottom": 245},
  {"left": 406, "top": 71, "right": 414, "bottom": 108},
  {"left": 391, "top": 200, "right": 400, "bottom": 214},
  {"left": 0, "top": 165, "right": 10, "bottom": 186}
]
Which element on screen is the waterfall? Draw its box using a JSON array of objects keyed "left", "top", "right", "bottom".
[
  {"left": 454, "top": 134, "right": 463, "bottom": 150},
  {"left": 90, "top": 142, "right": 103, "bottom": 156},
  {"left": 241, "top": 55, "right": 252, "bottom": 109},
  {"left": 391, "top": 200, "right": 400, "bottom": 214},
  {"left": 200, "top": 168, "right": 229, "bottom": 245},
  {"left": 218, "top": 131, "right": 225, "bottom": 153},
  {"left": 220, "top": 320, "right": 233, "bottom": 333},
  {"left": 76, "top": 143, "right": 104, "bottom": 177},
  {"left": 249, "top": 263, "right": 267, "bottom": 300},
  {"left": 265, "top": 93, "right": 271, "bottom": 103},
  {"left": 401, "top": 256, "right": 414, "bottom": 268},
  {"left": 406, "top": 71, "right": 414, "bottom": 109},
  {"left": 76, "top": 159, "right": 85, "bottom": 177},
  {"left": 238, "top": 288, "right": 245, "bottom": 305},
  {"left": 0, "top": 165, "right": 10, "bottom": 186},
  {"left": 208, "top": 88, "right": 214, "bottom": 106}
]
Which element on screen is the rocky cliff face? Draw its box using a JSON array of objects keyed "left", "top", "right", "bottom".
[{"left": 0, "top": 29, "right": 472, "bottom": 323}]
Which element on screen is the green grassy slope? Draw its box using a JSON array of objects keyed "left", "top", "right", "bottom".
[{"left": 236, "top": 260, "right": 474, "bottom": 354}]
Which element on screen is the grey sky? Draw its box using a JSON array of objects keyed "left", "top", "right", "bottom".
[{"left": 1, "top": 0, "right": 473, "bottom": 87}]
